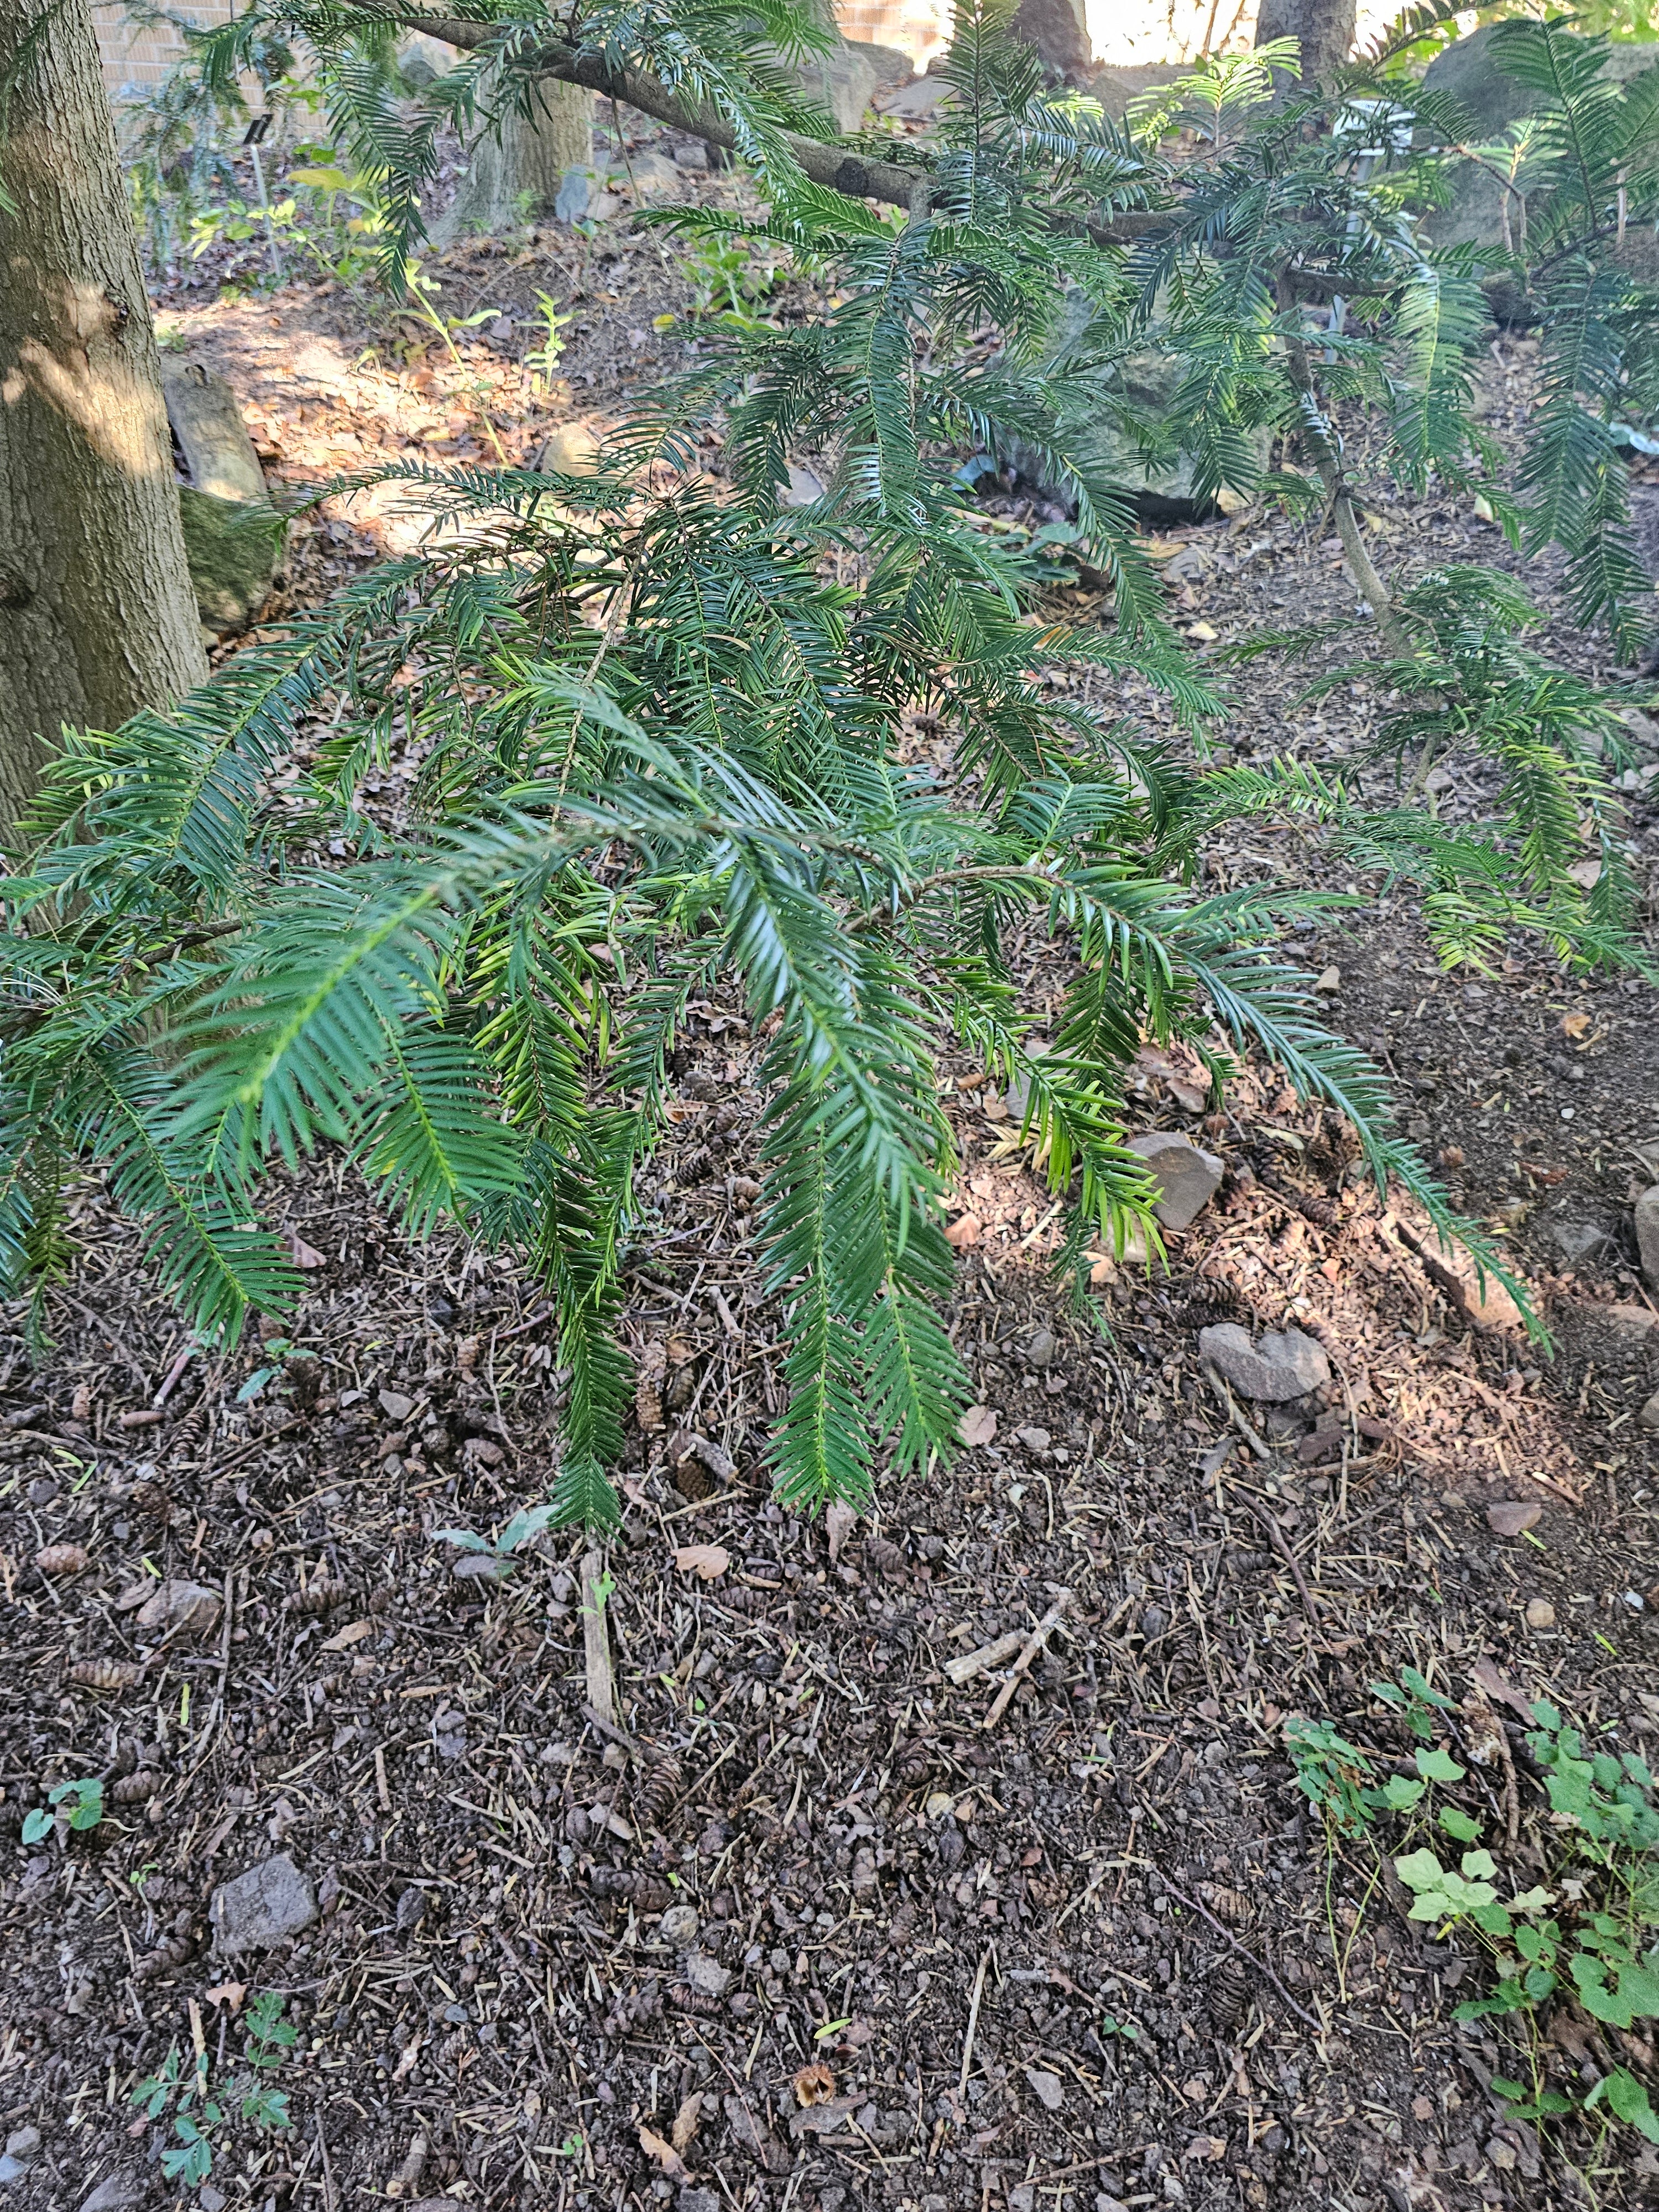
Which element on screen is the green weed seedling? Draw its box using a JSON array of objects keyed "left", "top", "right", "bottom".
[
  {"left": 1390, "top": 1700, "right": 1659, "bottom": 2149},
  {"left": 433, "top": 1503, "right": 558, "bottom": 1575},
  {"left": 23, "top": 1777, "right": 104, "bottom": 1844},
  {"left": 131, "top": 1990, "right": 295, "bottom": 2187}
]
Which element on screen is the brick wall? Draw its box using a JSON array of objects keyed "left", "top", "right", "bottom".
[{"left": 92, "top": 2, "right": 235, "bottom": 102}]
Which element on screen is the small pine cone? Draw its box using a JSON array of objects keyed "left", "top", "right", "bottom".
[
  {"left": 286, "top": 1579, "right": 351, "bottom": 1615},
  {"left": 603, "top": 1979, "right": 662, "bottom": 2037},
  {"left": 111, "top": 1770, "right": 161, "bottom": 1804},
  {"left": 1209, "top": 1953, "right": 1251, "bottom": 2033},
  {"left": 134, "top": 1932, "right": 194, "bottom": 1980},
  {"left": 35, "top": 1544, "right": 88, "bottom": 1576},
  {"left": 894, "top": 1740, "right": 934, "bottom": 1789},
  {"left": 1198, "top": 1883, "right": 1250, "bottom": 1924},
  {"left": 589, "top": 1867, "right": 672, "bottom": 1912},
  {"left": 129, "top": 1478, "right": 172, "bottom": 1519},
  {"left": 667, "top": 1983, "right": 724, "bottom": 2017},
  {"left": 864, "top": 1535, "right": 908, "bottom": 1580},
  {"left": 69, "top": 1660, "right": 142, "bottom": 1691},
  {"left": 634, "top": 1756, "right": 683, "bottom": 1832}
]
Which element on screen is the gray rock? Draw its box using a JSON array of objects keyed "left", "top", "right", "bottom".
[
  {"left": 378, "top": 1386, "right": 415, "bottom": 1421},
  {"left": 134, "top": 1577, "right": 222, "bottom": 1636},
  {"left": 79, "top": 2180, "right": 147, "bottom": 2212},
  {"left": 789, "top": 37, "right": 911, "bottom": 132},
  {"left": 679, "top": 2192, "right": 721, "bottom": 2212},
  {"left": 0, "top": 2131, "right": 39, "bottom": 2187},
  {"left": 1423, "top": 28, "right": 1659, "bottom": 253},
  {"left": 210, "top": 1853, "right": 319, "bottom": 1955},
  {"left": 555, "top": 166, "right": 597, "bottom": 222},
  {"left": 1640, "top": 1391, "right": 1659, "bottom": 1433},
  {"left": 682, "top": 1949, "right": 731, "bottom": 1997},
  {"left": 451, "top": 1552, "right": 508, "bottom": 1583},
  {"left": 1025, "top": 1327, "right": 1057, "bottom": 1368},
  {"left": 1197, "top": 1322, "right": 1331, "bottom": 1403},
  {"left": 1025, "top": 2065, "right": 1066, "bottom": 2110},
  {"left": 178, "top": 488, "right": 282, "bottom": 639},
  {"left": 162, "top": 360, "right": 267, "bottom": 504},
  {"left": 1636, "top": 1186, "right": 1659, "bottom": 1290},
  {"left": 660, "top": 1902, "right": 700, "bottom": 1945},
  {"left": 1126, "top": 1130, "right": 1224, "bottom": 1231},
  {"left": 1548, "top": 1219, "right": 1613, "bottom": 1269}
]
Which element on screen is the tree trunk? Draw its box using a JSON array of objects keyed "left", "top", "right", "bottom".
[
  {"left": 1254, "top": 0, "right": 1355, "bottom": 86},
  {"left": 436, "top": 80, "right": 594, "bottom": 244},
  {"left": 0, "top": 0, "right": 208, "bottom": 825}
]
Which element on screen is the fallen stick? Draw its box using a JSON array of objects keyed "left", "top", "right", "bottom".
[
  {"left": 580, "top": 1550, "right": 618, "bottom": 1729},
  {"left": 957, "top": 1944, "right": 993, "bottom": 2095},
  {"left": 582, "top": 1702, "right": 642, "bottom": 1759},
  {"left": 1158, "top": 1877, "right": 1322, "bottom": 2031},
  {"left": 944, "top": 1630, "right": 1024, "bottom": 1687},
  {"left": 982, "top": 1593, "right": 1070, "bottom": 1729}
]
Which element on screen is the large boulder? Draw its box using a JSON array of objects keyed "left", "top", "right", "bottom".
[
  {"left": 792, "top": 36, "right": 912, "bottom": 131},
  {"left": 178, "top": 490, "right": 282, "bottom": 638},
  {"left": 163, "top": 360, "right": 281, "bottom": 637},
  {"left": 1422, "top": 28, "right": 1659, "bottom": 251}
]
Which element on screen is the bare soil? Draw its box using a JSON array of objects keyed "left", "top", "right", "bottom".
[{"left": 6, "top": 112, "right": 1659, "bottom": 2212}]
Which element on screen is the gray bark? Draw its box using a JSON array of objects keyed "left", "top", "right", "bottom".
[
  {"left": 436, "top": 78, "right": 593, "bottom": 243},
  {"left": 1254, "top": 0, "right": 1355, "bottom": 86},
  {"left": 0, "top": 0, "right": 208, "bottom": 826}
]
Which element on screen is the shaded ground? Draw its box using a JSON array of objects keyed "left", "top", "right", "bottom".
[{"left": 6, "top": 107, "right": 1659, "bottom": 2212}]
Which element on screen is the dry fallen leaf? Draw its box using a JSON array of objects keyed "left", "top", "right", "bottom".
[
  {"left": 670, "top": 2092, "right": 704, "bottom": 2152},
  {"left": 288, "top": 1228, "right": 326, "bottom": 1270},
  {"left": 320, "top": 1618, "right": 374, "bottom": 1652},
  {"left": 943, "top": 1213, "right": 982, "bottom": 1249},
  {"left": 826, "top": 1502, "right": 857, "bottom": 1564},
  {"left": 958, "top": 1405, "right": 997, "bottom": 1448},
  {"left": 1486, "top": 1500, "right": 1541, "bottom": 1538},
  {"left": 1562, "top": 1011, "right": 1592, "bottom": 1039},
  {"left": 638, "top": 2126, "right": 687, "bottom": 2182},
  {"left": 794, "top": 2062, "right": 836, "bottom": 2107},
  {"left": 203, "top": 1981, "right": 247, "bottom": 2011},
  {"left": 674, "top": 1543, "right": 730, "bottom": 1581}
]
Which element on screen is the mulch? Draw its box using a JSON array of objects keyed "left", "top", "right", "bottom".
[{"left": 5, "top": 133, "right": 1659, "bottom": 2212}]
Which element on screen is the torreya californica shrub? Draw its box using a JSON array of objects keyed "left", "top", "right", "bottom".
[{"left": 3, "top": 3, "right": 1655, "bottom": 1527}]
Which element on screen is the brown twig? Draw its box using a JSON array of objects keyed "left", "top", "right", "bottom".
[
  {"left": 1158, "top": 1879, "right": 1322, "bottom": 2031},
  {"left": 982, "top": 1592, "right": 1070, "bottom": 1728}
]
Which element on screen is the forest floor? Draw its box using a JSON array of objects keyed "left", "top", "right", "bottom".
[{"left": 6, "top": 100, "right": 1659, "bottom": 2212}]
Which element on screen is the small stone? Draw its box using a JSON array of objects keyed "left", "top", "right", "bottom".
[
  {"left": 79, "top": 2181, "right": 145, "bottom": 2212},
  {"left": 1025, "top": 2066, "right": 1066, "bottom": 2110},
  {"left": 1125, "top": 1131, "right": 1224, "bottom": 1231},
  {"left": 451, "top": 1553, "right": 507, "bottom": 1583},
  {"left": 378, "top": 1387, "right": 415, "bottom": 1422},
  {"left": 1599, "top": 1303, "right": 1659, "bottom": 1355},
  {"left": 1313, "top": 966, "right": 1341, "bottom": 993},
  {"left": 1548, "top": 1219, "right": 1613, "bottom": 1269},
  {"left": 1636, "top": 1187, "right": 1659, "bottom": 1290},
  {"left": 1639, "top": 1391, "right": 1659, "bottom": 1432},
  {"left": 134, "top": 1578, "right": 222, "bottom": 1636},
  {"left": 682, "top": 1950, "right": 730, "bottom": 1997},
  {"left": 1525, "top": 1598, "right": 1556, "bottom": 1630},
  {"left": 1196, "top": 1322, "right": 1331, "bottom": 1403},
  {"left": 1014, "top": 1425, "right": 1052, "bottom": 1452},
  {"left": 199, "top": 2188, "right": 228, "bottom": 2212},
  {"left": 1025, "top": 1328, "right": 1057, "bottom": 1368},
  {"left": 2, "top": 2132, "right": 39, "bottom": 2167},
  {"left": 1486, "top": 1501, "right": 1541, "bottom": 1537},
  {"left": 210, "top": 1853, "right": 319, "bottom": 1955},
  {"left": 679, "top": 2193, "right": 721, "bottom": 2212},
  {"left": 541, "top": 421, "right": 602, "bottom": 475},
  {"left": 1009, "top": 2189, "right": 1037, "bottom": 2212},
  {"left": 660, "top": 1903, "right": 700, "bottom": 1945}
]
